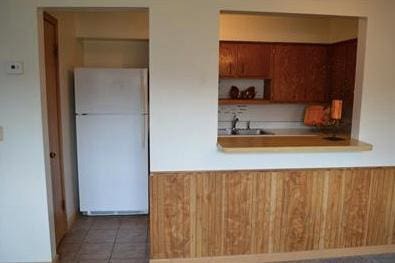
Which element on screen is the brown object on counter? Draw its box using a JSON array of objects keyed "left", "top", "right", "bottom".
[
  {"left": 229, "top": 85, "right": 239, "bottom": 99},
  {"left": 304, "top": 105, "right": 329, "bottom": 126},
  {"left": 331, "top": 99, "right": 343, "bottom": 120},
  {"left": 217, "top": 135, "right": 372, "bottom": 152}
]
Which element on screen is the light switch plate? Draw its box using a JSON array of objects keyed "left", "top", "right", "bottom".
[{"left": 5, "top": 61, "right": 24, "bottom": 74}]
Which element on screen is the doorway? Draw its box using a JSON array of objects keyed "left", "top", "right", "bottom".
[
  {"left": 39, "top": 8, "right": 150, "bottom": 251},
  {"left": 43, "top": 12, "right": 68, "bottom": 245}
]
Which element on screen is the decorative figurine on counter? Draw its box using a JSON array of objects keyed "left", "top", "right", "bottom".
[
  {"left": 240, "top": 86, "right": 256, "bottom": 99},
  {"left": 229, "top": 85, "right": 240, "bottom": 99}
]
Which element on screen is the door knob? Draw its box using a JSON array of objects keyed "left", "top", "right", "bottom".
[{"left": 50, "top": 152, "right": 56, "bottom": 159}]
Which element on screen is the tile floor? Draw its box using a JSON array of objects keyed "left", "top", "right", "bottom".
[
  {"left": 289, "top": 254, "right": 395, "bottom": 263},
  {"left": 59, "top": 215, "right": 395, "bottom": 263},
  {"left": 58, "top": 215, "right": 148, "bottom": 263}
]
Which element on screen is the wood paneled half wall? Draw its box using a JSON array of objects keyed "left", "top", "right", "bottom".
[{"left": 150, "top": 167, "right": 395, "bottom": 262}]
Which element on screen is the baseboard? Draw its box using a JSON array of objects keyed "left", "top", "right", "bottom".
[
  {"left": 52, "top": 254, "right": 59, "bottom": 263},
  {"left": 149, "top": 245, "right": 395, "bottom": 262},
  {"left": 67, "top": 211, "right": 78, "bottom": 231}
]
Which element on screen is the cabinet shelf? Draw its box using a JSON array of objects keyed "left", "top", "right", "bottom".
[{"left": 219, "top": 99, "right": 270, "bottom": 105}]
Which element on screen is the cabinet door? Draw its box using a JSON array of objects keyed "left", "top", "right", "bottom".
[
  {"left": 219, "top": 42, "right": 238, "bottom": 77},
  {"left": 272, "top": 44, "right": 328, "bottom": 102},
  {"left": 329, "top": 42, "right": 347, "bottom": 100},
  {"left": 237, "top": 43, "right": 273, "bottom": 78},
  {"left": 303, "top": 45, "right": 329, "bottom": 102}
]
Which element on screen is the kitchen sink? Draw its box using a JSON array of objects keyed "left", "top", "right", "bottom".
[
  {"left": 235, "top": 129, "right": 274, "bottom": 135},
  {"left": 218, "top": 128, "right": 274, "bottom": 136}
]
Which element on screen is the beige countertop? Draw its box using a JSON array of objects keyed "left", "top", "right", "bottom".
[{"left": 217, "top": 135, "right": 372, "bottom": 153}]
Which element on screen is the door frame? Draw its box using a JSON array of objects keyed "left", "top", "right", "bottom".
[{"left": 42, "top": 11, "right": 68, "bottom": 246}]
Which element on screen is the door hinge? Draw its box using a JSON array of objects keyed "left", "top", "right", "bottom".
[{"left": 62, "top": 200, "right": 66, "bottom": 211}]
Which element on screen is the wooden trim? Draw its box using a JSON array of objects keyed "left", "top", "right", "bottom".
[
  {"left": 52, "top": 254, "right": 60, "bottom": 263},
  {"left": 150, "top": 166, "right": 395, "bottom": 175},
  {"left": 67, "top": 211, "right": 78, "bottom": 231},
  {"left": 43, "top": 12, "right": 68, "bottom": 246},
  {"left": 150, "top": 244, "right": 395, "bottom": 262}
]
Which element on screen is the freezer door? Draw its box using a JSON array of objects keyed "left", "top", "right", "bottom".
[
  {"left": 76, "top": 114, "right": 148, "bottom": 213},
  {"left": 75, "top": 68, "right": 148, "bottom": 114}
]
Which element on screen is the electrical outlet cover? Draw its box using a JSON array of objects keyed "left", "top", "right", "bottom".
[{"left": 5, "top": 61, "right": 24, "bottom": 74}]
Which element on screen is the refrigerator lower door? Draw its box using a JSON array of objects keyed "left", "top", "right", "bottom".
[{"left": 76, "top": 114, "right": 148, "bottom": 214}]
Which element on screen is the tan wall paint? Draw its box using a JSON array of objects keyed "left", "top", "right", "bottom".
[
  {"left": 328, "top": 17, "right": 359, "bottom": 43},
  {"left": 75, "top": 10, "right": 149, "bottom": 68},
  {"left": 82, "top": 39, "right": 148, "bottom": 68},
  {"left": 75, "top": 10, "right": 148, "bottom": 40},
  {"left": 220, "top": 13, "right": 358, "bottom": 43}
]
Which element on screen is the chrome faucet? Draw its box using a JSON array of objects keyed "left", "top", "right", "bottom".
[{"left": 231, "top": 114, "right": 239, "bottom": 135}]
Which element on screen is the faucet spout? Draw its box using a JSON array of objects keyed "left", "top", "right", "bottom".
[{"left": 231, "top": 114, "right": 239, "bottom": 135}]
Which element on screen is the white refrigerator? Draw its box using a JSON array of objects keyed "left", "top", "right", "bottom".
[{"left": 74, "top": 68, "right": 148, "bottom": 215}]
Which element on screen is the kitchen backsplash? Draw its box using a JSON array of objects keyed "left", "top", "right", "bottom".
[{"left": 218, "top": 104, "right": 309, "bottom": 130}]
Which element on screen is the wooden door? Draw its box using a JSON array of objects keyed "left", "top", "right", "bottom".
[
  {"left": 219, "top": 42, "right": 238, "bottom": 77},
  {"left": 43, "top": 13, "right": 68, "bottom": 246},
  {"left": 237, "top": 43, "right": 273, "bottom": 78}
]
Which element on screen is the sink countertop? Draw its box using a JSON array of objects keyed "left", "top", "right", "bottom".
[{"left": 217, "top": 135, "right": 372, "bottom": 153}]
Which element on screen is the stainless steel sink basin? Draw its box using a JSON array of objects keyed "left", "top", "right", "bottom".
[
  {"left": 235, "top": 129, "right": 274, "bottom": 135},
  {"left": 218, "top": 128, "right": 274, "bottom": 136}
]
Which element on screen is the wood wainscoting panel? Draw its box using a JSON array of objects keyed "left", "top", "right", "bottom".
[
  {"left": 150, "top": 167, "right": 395, "bottom": 260},
  {"left": 272, "top": 170, "right": 325, "bottom": 252}
]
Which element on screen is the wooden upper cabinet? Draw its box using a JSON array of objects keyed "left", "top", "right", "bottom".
[
  {"left": 219, "top": 42, "right": 273, "bottom": 78},
  {"left": 272, "top": 44, "right": 329, "bottom": 102},
  {"left": 219, "top": 42, "right": 238, "bottom": 77},
  {"left": 236, "top": 43, "right": 273, "bottom": 78}
]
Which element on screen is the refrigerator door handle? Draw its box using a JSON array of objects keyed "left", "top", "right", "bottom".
[
  {"left": 140, "top": 69, "right": 148, "bottom": 114},
  {"left": 142, "top": 115, "right": 147, "bottom": 149}
]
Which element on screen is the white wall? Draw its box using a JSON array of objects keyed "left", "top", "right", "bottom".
[
  {"left": 0, "top": 2, "right": 54, "bottom": 262},
  {"left": 1, "top": 1, "right": 395, "bottom": 262}
]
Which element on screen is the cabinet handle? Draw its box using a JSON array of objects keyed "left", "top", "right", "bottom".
[{"left": 229, "top": 64, "right": 232, "bottom": 74}]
